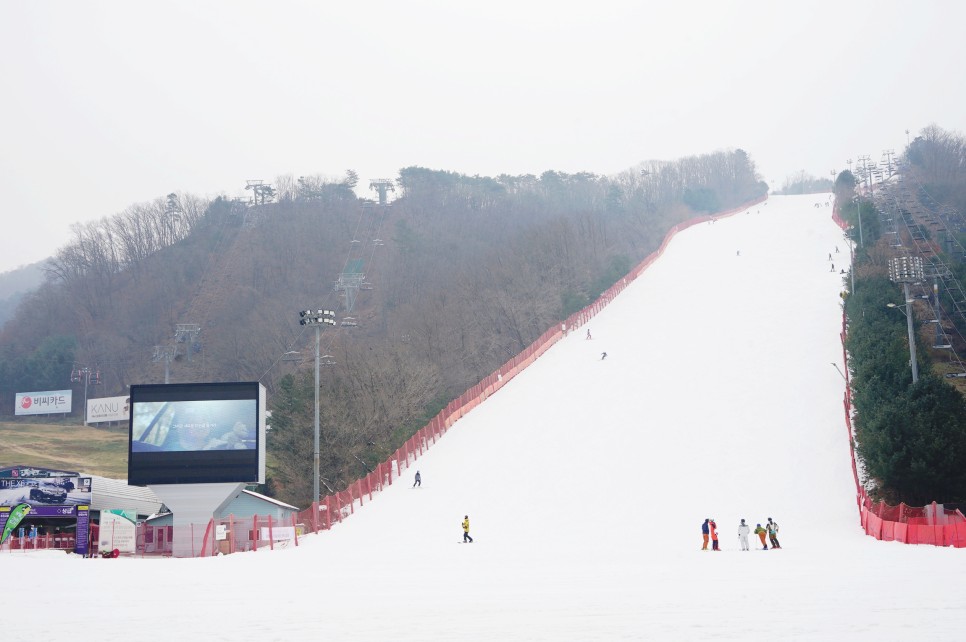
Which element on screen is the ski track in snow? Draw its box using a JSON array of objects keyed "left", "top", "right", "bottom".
[{"left": 6, "top": 194, "right": 966, "bottom": 640}]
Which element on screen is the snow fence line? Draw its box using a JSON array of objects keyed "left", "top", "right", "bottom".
[{"left": 833, "top": 205, "right": 966, "bottom": 547}]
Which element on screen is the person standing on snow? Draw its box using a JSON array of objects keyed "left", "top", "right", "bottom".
[
  {"left": 462, "top": 515, "right": 473, "bottom": 543},
  {"left": 702, "top": 518, "right": 710, "bottom": 550},
  {"left": 586, "top": 328, "right": 592, "bottom": 340},
  {"left": 710, "top": 519, "right": 720, "bottom": 551},
  {"left": 413, "top": 470, "right": 421, "bottom": 487},
  {"left": 738, "top": 519, "right": 750, "bottom": 551},
  {"left": 766, "top": 518, "right": 781, "bottom": 549},
  {"left": 754, "top": 523, "right": 768, "bottom": 550}
]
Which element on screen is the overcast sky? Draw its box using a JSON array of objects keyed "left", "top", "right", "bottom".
[{"left": 1, "top": 0, "right": 963, "bottom": 273}]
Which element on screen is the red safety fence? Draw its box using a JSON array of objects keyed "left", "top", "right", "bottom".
[
  {"left": 833, "top": 204, "right": 966, "bottom": 547},
  {"left": 2, "top": 533, "right": 76, "bottom": 552}
]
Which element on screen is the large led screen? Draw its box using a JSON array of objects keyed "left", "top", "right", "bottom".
[{"left": 128, "top": 382, "right": 266, "bottom": 485}]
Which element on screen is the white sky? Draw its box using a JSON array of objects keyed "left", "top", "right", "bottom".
[
  {"left": 6, "top": 195, "right": 966, "bottom": 639},
  {"left": 2, "top": 1, "right": 964, "bottom": 272}
]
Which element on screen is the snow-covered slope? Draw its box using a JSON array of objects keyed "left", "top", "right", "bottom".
[{"left": 7, "top": 194, "right": 966, "bottom": 640}]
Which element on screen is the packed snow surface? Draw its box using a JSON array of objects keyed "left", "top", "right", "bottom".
[{"left": 7, "top": 195, "right": 966, "bottom": 640}]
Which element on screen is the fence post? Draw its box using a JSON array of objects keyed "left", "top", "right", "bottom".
[
  {"left": 268, "top": 515, "right": 274, "bottom": 551},
  {"left": 252, "top": 515, "right": 258, "bottom": 552},
  {"left": 229, "top": 514, "right": 235, "bottom": 555},
  {"left": 292, "top": 513, "right": 299, "bottom": 547}
]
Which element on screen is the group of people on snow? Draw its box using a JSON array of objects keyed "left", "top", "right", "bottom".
[{"left": 703, "top": 517, "right": 780, "bottom": 551}]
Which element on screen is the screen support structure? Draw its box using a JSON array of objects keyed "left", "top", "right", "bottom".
[{"left": 148, "top": 483, "right": 244, "bottom": 558}]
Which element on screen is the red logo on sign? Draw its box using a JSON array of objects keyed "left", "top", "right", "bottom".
[{"left": 20, "top": 396, "right": 32, "bottom": 409}]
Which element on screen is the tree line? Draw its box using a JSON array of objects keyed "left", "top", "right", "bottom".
[{"left": 0, "top": 150, "right": 766, "bottom": 507}]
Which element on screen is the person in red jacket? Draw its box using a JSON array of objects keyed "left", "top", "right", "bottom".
[{"left": 710, "top": 519, "right": 720, "bottom": 551}]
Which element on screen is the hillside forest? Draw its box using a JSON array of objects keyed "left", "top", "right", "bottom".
[
  {"left": 0, "top": 149, "right": 768, "bottom": 506},
  {"left": 836, "top": 124, "right": 966, "bottom": 506}
]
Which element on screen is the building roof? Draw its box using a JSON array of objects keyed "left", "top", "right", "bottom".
[{"left": 88, "top": 475, "right": 163, "bottom": 516}]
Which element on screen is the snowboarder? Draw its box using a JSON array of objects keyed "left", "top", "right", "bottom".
[
  {"left": 586, "top": 329, "right": 592, "bottom": 340},
  {"left": 601, "top": 352, "right": 607, "bottom": 360},
  {"left": 462, "top": 515, "right": 473, "bottom": 543},
  {"left": 754, "top": 523, "right": 768, "bottom": 550},
  {"left": 413, "top": 470, "right": 421, "bottom": 487},
  {"left": 738, "top": 519, "right": 750, "bottom": 551},
  {"left": 767, "top": 518, "right": 781, "bottom": 549},
  {"left": 830, "top": 263, "right": 835, "bottom": 272},
  {"left": 710, "top": 519, "right": 720, "bottom": 551},
  {"left": 702, "top": 518, "right": 710, "bottom": 550}
]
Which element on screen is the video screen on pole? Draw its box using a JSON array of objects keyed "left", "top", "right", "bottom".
[{"left": 128, "top": 382, "right": 266, "bottom": 486}]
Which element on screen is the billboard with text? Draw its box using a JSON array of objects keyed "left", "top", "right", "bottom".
[
  {"left": 15, "top": 390, "right": 72, "bottom": 416},
  {"left": 87, "top": 395, "right": 130, "bottom": 423}
]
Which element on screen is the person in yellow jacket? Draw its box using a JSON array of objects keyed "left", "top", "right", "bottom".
[
  {"left": 462, "top": 515, "right": 473, "bottom": 543},
  {"left": 754, "top": 523, "right": 768, "bottom": 550}
]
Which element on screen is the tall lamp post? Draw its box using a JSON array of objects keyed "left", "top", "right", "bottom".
[
  {"left": 299, "top": 308, "right": 336, "bottom": 502},
  {"left": 888, "top": 256, "right": 924, "bottom": 384}
]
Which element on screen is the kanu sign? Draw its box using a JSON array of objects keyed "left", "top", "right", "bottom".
[
  {"left": 15, "top": 390, "right": 72, "bottom": 416},
  {"left": 87, "top": 395, "right": 130, "bottom": 424}
]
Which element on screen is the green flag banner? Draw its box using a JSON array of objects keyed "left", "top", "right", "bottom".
[{"left": 1, "top": 503, "right": 31, "bottom": 545}]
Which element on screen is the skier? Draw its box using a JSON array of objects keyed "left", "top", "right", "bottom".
[
  {"left": 738, "top": 518, "right": 750, "bottom": 551},
  {"left": 754, "top": 523, "right": 768, "bottom": 550},
  {"left": 413, "top": 470, "right": 421, "bottom": 488},
  {"left": 766, "top": 518, "right": 781, "bottom": 549},
  {"left": 586, "top": 329, "right": 592, "bottom": 340},
  {"left": 601, "top": 352, "right": 607, "bottom": 360},
  {"left": 830, "top": 263, "right": 835, "bottom": 272},
  {"left": 462, "top": 515, "right": 473, "bottom": 543},
  {"left": 702, "top": 518, "right": 710, "bottom": 550},
  {"left": 710, "top": 519, "right": 720, "bottom": 551}
]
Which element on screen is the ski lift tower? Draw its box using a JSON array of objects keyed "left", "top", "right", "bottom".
[
  {"left": 888, "top": 255, "right": 924, "bottom": 384},
  {"left": 369, "top": 179, "right": 395, "bottom": 206},
  {"left": 174, "top": 323, "right": 201, "bottom": 362},
  {"left": 335, "top": 258, "right": 366, "bottom": 313},
  {"left": 153, "top": 345, "right": 178, "bottom": 384}
]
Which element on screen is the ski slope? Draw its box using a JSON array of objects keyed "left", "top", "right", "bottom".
[{"left": 7, "top": 194, "right": 966, "bottom": 640}]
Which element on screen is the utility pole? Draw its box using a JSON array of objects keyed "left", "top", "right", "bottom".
[{"left": 299, "top": 308, "right": 336, "bottom": 502}]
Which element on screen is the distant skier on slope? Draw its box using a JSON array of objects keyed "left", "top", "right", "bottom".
[
  {"left": 586, "top": 328, "right": 592, "bottom": 340},
  {"left": 766, "top": 518, "right": 781, "bottom": 549},
  {"left": 738, "top": 519, "right": 750, "bottom": 551},
  {"left": 462, "top": 515, "right": 474, "bottom": 543},
  {"left": 413, "top": 470, "right": 421, "bottom": 487},
  {"left": 754, "top": 523, "right": 768, "bottom": 550},
  {"left": 601, "top": 352, "right": 607, "bottom": 360},
  {"left": 702, "top": 518, "right": 710, "bottom": 550}
]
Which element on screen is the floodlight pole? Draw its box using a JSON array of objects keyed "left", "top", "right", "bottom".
[
  {"left": 888, "top": 256, "right": 924, "bottom": 385},
  {"left": 299, "top": 308, "right": 336, "bottom": 502},
  {"left": 902, "top": 282, "right": 919, "bottom": 384},
  {"left": 313, "top": 323, "right": 320, "bottom": 503}
]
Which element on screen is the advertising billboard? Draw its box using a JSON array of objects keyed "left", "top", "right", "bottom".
[
  {"left": 128, "top": 382, "right": 266, "bottom": 485},
  {"left": 0, "top": 476, "right": 92, "bottom": 517},
  {"left": 87, "top": 395, "right": 130, "bottom": 424},
  {"left": 15, "top": 390, "right": 72, "bottom": 416}
]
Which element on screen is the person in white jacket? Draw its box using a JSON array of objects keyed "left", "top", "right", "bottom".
[{"left": 737, "top": 518, "right": 751, "bottom": 551}]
